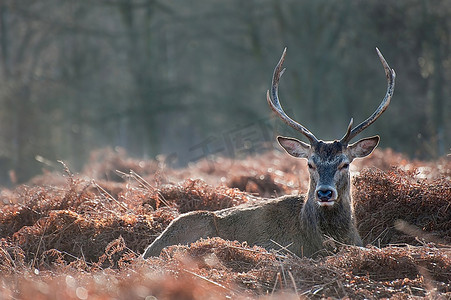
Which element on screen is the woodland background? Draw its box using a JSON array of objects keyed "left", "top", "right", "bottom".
[{"left": 0, "top": 0, "right": 450, "bottom": 183}]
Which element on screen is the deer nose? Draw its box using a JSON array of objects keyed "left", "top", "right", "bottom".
[{"left": 316, "top": 189, "right": 334, "bottom": 201}]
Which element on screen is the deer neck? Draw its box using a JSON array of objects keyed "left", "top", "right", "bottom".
[{"left": 301, "top": 183, "right": 353, "bottom": 239}]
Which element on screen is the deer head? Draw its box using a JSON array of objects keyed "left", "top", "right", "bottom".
[{"left": 267, "top": 48, "right": 395, "bottom": 207}]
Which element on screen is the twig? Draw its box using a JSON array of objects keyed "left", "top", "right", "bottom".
[
  {"left": 288, "top": 271, "right": 298, "bottom": 296},
  {"left": 395, "top": 219, "right": 445, "bottom": 245},
  {"left": 0, "top": 247, "right": 16, "bottom": 270},
  {"left": 270, "top": 240, "right": 299, "bottom": 258},
  {"left": 226, "top": 244, "right": 285, "bottom": 258},
  {"left": 271, "top": 272, "right": 280, "bottom": 296},
  {"left": 92, "top": 180, "right": 128, "bottom": 211},
  {"left": 116, "top": 170, "right": 172, "bottom": 207},
  {"left": 31, "top": 218, "right": 49, "bottom": 269},
  {"left": 183, "top": 269, "right": 233, "bottom": 293},
  {"left": 61, "top": 251, "right": 93, "bottom": 266}
]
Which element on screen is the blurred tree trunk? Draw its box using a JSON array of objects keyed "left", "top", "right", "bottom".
[
  {"left": 118, "top": 0, "right": 158, "bottom": 157},
  {"left": 420, "top": 0, "right": 449, "bottom": 157},
  {"left": 431, "top": 40, "right": 446, "bottom": 156},
  {"left": 0, "top": 4, "right": 10, "bottom": 78}
]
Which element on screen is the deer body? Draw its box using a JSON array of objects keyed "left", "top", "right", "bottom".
[
  {"left": 143, "top": 48, "right": 395, "bottom": 259},
  {"left": 143, "top": 192, "right": 361, "bottom": 258}
]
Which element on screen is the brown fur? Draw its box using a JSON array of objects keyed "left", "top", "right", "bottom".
[{"left": 143, "top": 193, "right": 362, "bottom": 258}]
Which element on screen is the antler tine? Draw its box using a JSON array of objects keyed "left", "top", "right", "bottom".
[
  {"left": 341, "top": 48, "right": 396, "bottom": 145},
  {"left": 267, "top": 48, "right": 319, "bottom": 145},
  {"left": 340, "top": 118, "right": 354, "bottom": 142}
]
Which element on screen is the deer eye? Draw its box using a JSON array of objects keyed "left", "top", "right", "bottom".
[{"left": 340, "top": 163, "right": 350, "bottom": 170}]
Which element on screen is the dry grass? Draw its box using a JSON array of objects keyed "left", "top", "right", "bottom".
[
  {"left": 354, "top": 168, "right": 451, "bottom": 246},
  {"left": 0, "top": 148, "right": 449, "bottom": 299}
]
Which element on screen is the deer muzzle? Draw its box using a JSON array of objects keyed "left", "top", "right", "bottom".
[{"left": 315, "top": 185, "right": 338, "bottom": 207}]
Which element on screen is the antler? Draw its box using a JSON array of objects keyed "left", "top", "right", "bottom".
[
  {"left": 267, "top": 48, "right": 319, "bottom": 145},
  {"left": 340, "top": 48, "right": 396, "bottom": 145}
]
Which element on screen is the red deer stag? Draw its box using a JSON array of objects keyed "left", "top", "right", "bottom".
[{"left": 143, "top": 48, "right": 395, "bottom": 258}]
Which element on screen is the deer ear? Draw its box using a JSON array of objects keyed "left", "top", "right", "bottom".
[
  {"left": 348, "top": 136, "right": 380, "bottom": 159},
  {"left": 277, "top": 136, "right": 311, "bottom": 158}
]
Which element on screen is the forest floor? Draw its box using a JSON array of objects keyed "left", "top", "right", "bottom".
[{"left": 0, "top": 148, "right": 449, "bottom": 299}]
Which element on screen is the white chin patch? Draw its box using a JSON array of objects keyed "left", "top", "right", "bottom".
[{"left": 318, "top": 201, "right": 335, "bottom": 207}]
